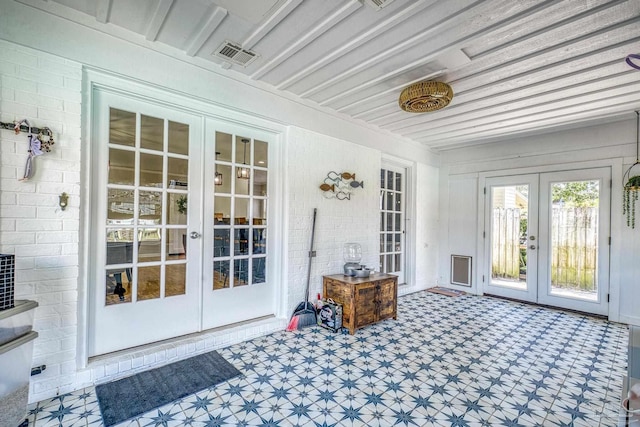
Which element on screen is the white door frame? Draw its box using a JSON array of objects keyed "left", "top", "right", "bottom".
[
  {"left": 381, "top": 156, "right": 415, "bottom": 288},
  {"left": 477, "top": 159, "right": 619, "bottom": 320}
]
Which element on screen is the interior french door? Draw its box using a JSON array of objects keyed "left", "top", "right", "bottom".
[
  {"left": 484, "top": 168, "right": 610, "bottom": 316},
  {"left": 380, "top": 165, "right": 406, "bottom": 284},
  {"left": 90, "top": 91, "right": 277, "bottom": 356}
]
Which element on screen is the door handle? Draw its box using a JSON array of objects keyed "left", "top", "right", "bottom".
[
  {"left": 190, "top": 231, "right": 201, "bottom": 239},
  {"left": 529, "top": 245, "right": 536, "bottom": 250}
]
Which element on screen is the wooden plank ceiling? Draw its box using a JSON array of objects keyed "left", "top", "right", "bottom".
[{"left": 17, "top": 0, "right": 640, "bottom": 150}]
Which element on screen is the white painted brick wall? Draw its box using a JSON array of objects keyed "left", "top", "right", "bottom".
[
  {"left": 0, "top": 39, "right": 82, "bottom": 402},
  {"left": 286, "top": 127, "right": 381, "bottom": 310}
]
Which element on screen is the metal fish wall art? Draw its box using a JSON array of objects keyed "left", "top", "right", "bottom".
[
  {"left": 319, "top": 171, "right": 363, "bottom": 200},
  {"left": 319, "top": 183, "right": 335, "bottom": 192}
]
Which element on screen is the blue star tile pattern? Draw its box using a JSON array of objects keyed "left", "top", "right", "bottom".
[{"left": 28, "top": 292, "right": 628, "bottom": 426}]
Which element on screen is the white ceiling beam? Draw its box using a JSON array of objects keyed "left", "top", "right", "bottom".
[
  {"left": 145, "top": 0, "right": 174, "bottom": 42},
  {"left": 95, "top": 0, "right": 112, "bottom": 23},
  {"left": 242, "top": 0, "right": 303, "bottom": 50},
  {"left": 396, "top": 72, "right": 638, "bottom": 136},
  {"left": 299, "top": 0, "right": 558, "bottom": 99},
  {"left": 318, "top": 66, "right": 446, "bottom": 107},
  {"left": 469, "top": 0, "right": 626, "bottom": 61},
  {"left": 276, "top": 0, "right": 439, "bottom": 90},
  {"left": 185, "top": 6, "right": 228, "bottom": 57},
  {"left": 411, "top": 88, "right": 640, "bottom": 142},
  {"left": 352, "top": 102, "right": 396, "bottom": 120},
  {"left": 406, "top": 79, "right": 640, "bottom": 140},
  {"left": 421, "top": 102, "right": 640, "bottom": 149},
  {"left": 384, "top": 37, "right": 640, "bottom": 132},
  {"left": 250, "top": 0, "right": 362, "bottom": 80},
  {"left": 334, "top": 70, "right": 446, "bottom": 112},
  {"left": 452, "top": 16, "right": 640, "bottom": 90}
]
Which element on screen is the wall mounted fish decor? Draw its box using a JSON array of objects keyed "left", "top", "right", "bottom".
[
  {"left": 10, "top": 119, "right": 55, "bottom": 181},
  {"left": 319, "top": 171, "right": 364, "bottom": 200}
]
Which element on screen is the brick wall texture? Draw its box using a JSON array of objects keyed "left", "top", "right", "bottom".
[{"left": 0, "top": 39, "right": 82, "bottom": 400}]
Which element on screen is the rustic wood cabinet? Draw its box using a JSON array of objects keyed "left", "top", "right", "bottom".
[{"left": 322, "top": 273, "right": 398, "bottom": 335}]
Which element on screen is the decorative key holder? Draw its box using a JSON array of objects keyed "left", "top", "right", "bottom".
[{"left": 1, "top": 119, "right": 55, "bottom": 180}]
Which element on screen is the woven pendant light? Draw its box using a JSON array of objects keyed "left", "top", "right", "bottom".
[{"left": 398, "top": 81, "right": 453, "bottom": 113}]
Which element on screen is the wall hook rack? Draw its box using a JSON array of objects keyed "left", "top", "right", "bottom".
[
  {"left": 0, "top": 121, "right": 52, "bottom": 135},
  {"left": 1, "top": 119, "right": 55, "bottom": 181}
]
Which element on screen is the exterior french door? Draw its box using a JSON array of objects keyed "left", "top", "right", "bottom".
[
  {"left": 484, "top": 168, "right": 610, "bottom": 316},
  {"left": 90, "top": 91, "right": 202, "bottom": 356},
  {"left": 90, "top": 91, "right": 277, "bottom": 356},
  {"left": 380, "top": 165, "right": 406, "bottom": 284},
  {"left": 201, "top": 119, "right": 276, "bottom": 329}
]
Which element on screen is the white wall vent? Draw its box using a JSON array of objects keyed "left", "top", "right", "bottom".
[
  {"left": 363, "top": 0, "right": 395, "bottom": 11},
  {"left": 213, "top": 41, "right": 258, "bottom": 67}
]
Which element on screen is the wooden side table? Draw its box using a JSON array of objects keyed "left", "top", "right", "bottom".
[{"left": 322, "top": 273, "right": 397, "bottom": 335}]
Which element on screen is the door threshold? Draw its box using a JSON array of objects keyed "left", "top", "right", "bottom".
[
  {"left": 483, "top": 294, "right": 607, "bottom": 320},
  {"left": 86, "top": 315, "right": 287, "bottom": 385}
]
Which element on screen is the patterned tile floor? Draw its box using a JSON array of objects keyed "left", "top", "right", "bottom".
[{"left": 27, "top": 292, "right": 630, "bottom": 426}]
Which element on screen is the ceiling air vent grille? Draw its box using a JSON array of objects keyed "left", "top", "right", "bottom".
[
  {"left": 214, "top": 41, "right": 258, "bottom": 67},
  {"left": 363, "top": 0, "right": 395, "bottom": 11}
]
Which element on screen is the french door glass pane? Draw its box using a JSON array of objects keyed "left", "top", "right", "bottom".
[
  {"left": 166, "top": 229, "right": 186, "bottom": 260},
  {"left": 107, "top": 189, "right": 134, "bottom": 221},
  {"left": 214, "top": 229, "right": 230, "bottom": 257},
  {"left": 254, "top": 170, "right": 268, "bottom": 196},
  {"left": 254, "top": 140, "right": 268, "bottom": 166},
  {"left": 213, "top": 260, "right": 229, "bottom": 290},
  {"left": 216, "top": 164, "right": 232, "bottom": 193},
  {"left": 253, "top": 229, "right": 266, "bottom": 254},
  {"left": 165, "top": 264, "right": 186, "bottom": 297},
  {"left": 138, "top": 228, "right": 161, "bottom": 262},
  {"left": 139, "top": 153, "right": 163, "bottom": 187},
  {"left": 168, "top": 158, "right": 188, "bottom": 188},
  {"left": 140, "top": 115, "right": 163, "bottom": 151},
  {"left": 137, "top": 265, "right": 160, "bottom": 301},
  {"left": 214, "top": 196, "right": 231, "bottom": 224},
  {"left": 167, "top": 193, "right": 186, "bottom": 225},
  {"left": 491, "top": 185, "right": 528, "bottom": 290},
  {"left": 234, "top": 259, "right": 249, "bottom": 287},
  {"left": 108, "top": 148, "right": 135, "bottom": 185},
  {"left": 168, "top": 121, "right": 189, "bottom": 155},
  {"left": 109, "top": 109, "right": 135, "bottom": 147},
  {"left": 234, "top": 229, "right": 249, "bottom": 255},
  {"left": 549, "top": 180, "right": 599, "bottom": 301},
  {"left": 216, "top": 132, "right": 232, "bottom": 162},
  {"left": 253, "top": 257, "right": 266, "bottom": 284},
  {"left": 106, "top": 267, "right": 132, "bottom": 305}
]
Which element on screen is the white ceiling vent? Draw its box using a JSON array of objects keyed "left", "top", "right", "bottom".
[
  {"left": 213, "top": 41, "right": 258, "bottom": 67},
  {"left": 362, "top": 0, "right": 395, "bottom": 11}
]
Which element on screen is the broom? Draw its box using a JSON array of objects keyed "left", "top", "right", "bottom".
[{"left": 286, "top": 208, "right": 318, "bottom": 331}]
